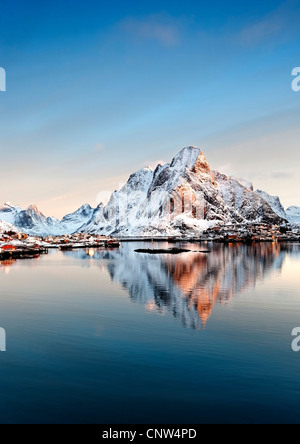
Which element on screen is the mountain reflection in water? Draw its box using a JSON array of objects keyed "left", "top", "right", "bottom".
[{"left": 60, "top": 242, "right": 300, "bottom": 330}]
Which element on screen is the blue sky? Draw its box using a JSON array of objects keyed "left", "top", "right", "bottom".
[{"left": 0, "top": 0, "right": 299, "bottom": 217}]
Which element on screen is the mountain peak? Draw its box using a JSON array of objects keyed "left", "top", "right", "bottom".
[
  {"left": 78, "top": 204, "right": 92, "bottom": 212},
  {"left": 27, "top": 204, "right": 41, "bottom": 214},
  {"left": 170, "top": 146, "right": 214, "bottom": 180},
  {"left": 170, "top": 146, "right": 202, "bottom": 170},
  {"left": 0, "top": 202, "right": 18, "bottom": 211}
]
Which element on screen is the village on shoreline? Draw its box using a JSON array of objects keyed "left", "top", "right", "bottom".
[{"left": 0, "top": 222, "right": 299, "bottom": 261}]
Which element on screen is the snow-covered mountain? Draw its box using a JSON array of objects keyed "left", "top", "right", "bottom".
[
  {"left": 0, "top": 220, "right": 19, "bottom": 234},
  {"left": 286, "top": 206, "right": 300, "bottom": 225},
  {"left": 255, "top": 190, "right": 287, "bottom": 220},
  {"left": 80, "top": 147, "right": 287, "bottom": 236},
  {"left": 0, "top": 203, "right": 52, "bottom": 235},
  {"left": 255, "top": 191, "right": 300, "bottom": 225},
  {"left": 0, "top": 146, "right": 297, "bottom": 236},
  {"left": 60, "top": 204, "right": 93, "bottom": 234},
  {"left": 0, "top": 203, "right": 93, "bottom": 236}
]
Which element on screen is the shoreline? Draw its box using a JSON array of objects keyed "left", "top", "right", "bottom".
[
  {"left": 1, "top": 222, "right": 300, "bottom": 260},
  {"left": 1, "top": 237, "right": 300, "bottom": 258}
]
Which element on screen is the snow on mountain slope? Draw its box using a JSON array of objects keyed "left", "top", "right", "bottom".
[
  {"left": 213, "top": 173, "right": 285, "bottom": 224},
  {"left": 0, "top": 203, "right": 22, "bottom": 225},
  {"left": 81, "top": 167, "right": 156, "bottom": 235},
  {"left": 231, "top": 177, "right": 253, "bottom": 191},
  {"left": 60, "top": 204, "right": 94, "bottom": 234},
  {"left": 286, "top": 206, "right": 300, "bottom": 225},
  {"left": 0, "top": 220, "right": 19, "bottom": 234},
  {"left": 255, "top": 190, "right": 287, "bottom": 220}
]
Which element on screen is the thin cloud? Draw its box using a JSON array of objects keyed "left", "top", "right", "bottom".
[
  {"left": 121, "top": 15, "right": 180, "bottom": 47},
  {"left": 41, "top": 192, "right": 77, "bottom": 204},
  {"left": 271, "top": 171, "right": 293, "bottom": 179},
  {"left": 239, "top": 16, "right": 285, "bottom": 48},
  {"left": 236, "top": 1, "right": 298, "bottom": 48},
  {"left": 215, "top": 163, "right": 232, "bottom": 175},
  {"left": 94, "top": 143, "right": 104, "bottom": 151},
  {"left": 144, "top": 159, "right": 167, "bottom": 169}
]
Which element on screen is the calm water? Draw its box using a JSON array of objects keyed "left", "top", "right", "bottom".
[{"left": 0, "top": 241, "right": 300, "bottom": 424}]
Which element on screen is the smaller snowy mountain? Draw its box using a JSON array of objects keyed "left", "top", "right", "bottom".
[
  {"left": 255, "top": 190, "right": 287, "bottom": 221},
  {"left": 0, "top": 203, "right": 58, "bottom": 235},
  {"left": 0, "top": 203, "right": 93, "bottom": 236},
  {"left": 255, "top": 191, "right": 300, "bottom": 226},
  {"left": 286, "top": 207, "right": 300, "bottom": 225},
  {"left": 60, "top": 204, "right": 94, "bottom": 234},
  {"left": 79, "top": 204, "right": 106, "bottom": 234}
]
